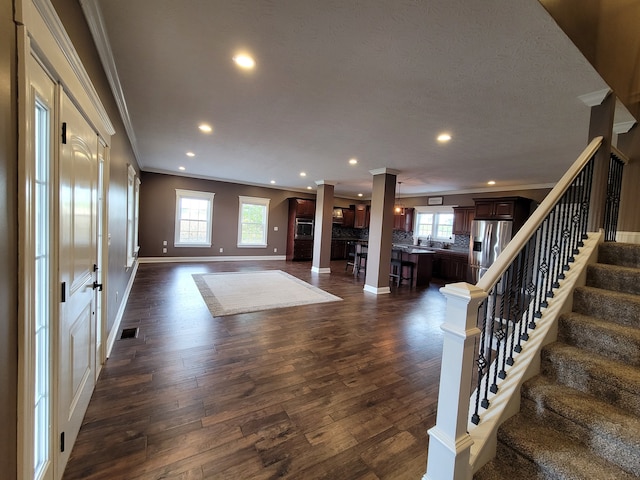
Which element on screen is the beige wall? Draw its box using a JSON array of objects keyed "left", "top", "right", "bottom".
[
  {"left": 400, "top": 188, "right": 551, "bottom": 209},
  {"left": 52, "top": 0, "right": 140, "bottom": 333},
  {"left": 0, "top": 0, "right": 17, "bottom": 476},
  {"left": 539, "top": 0, "right": 640, "bottom": 121},
  {"left": 139, "top": 172, "right": 316, "bottom": 257}
]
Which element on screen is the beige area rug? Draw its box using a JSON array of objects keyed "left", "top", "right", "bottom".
[{"left": 192, "top": 270, "right": 342, "bottom": 317}]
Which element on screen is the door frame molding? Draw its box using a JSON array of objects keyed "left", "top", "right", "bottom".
[{"left": 16, "top": 1, "right": 112, "bottom": 478}]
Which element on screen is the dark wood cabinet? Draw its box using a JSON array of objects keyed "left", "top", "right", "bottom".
[
  {"left": 292, "top": 239, "right": 313, "bottom": 261},
  {"left": 342, "top": 208, "right": 355, "bottom": 228},
  {"left": 432, "top": 250, "right": 469, "bottom": 282},
  {"left": 292, "top": 198, "right": 315, "bottom": 218},
  {"left": 393, "top": 207, "right": 415, "bottom": 232},
  {"left": 473, "top": 196, "right": 533, "bottom": 233},
  {"left": 330, "top": 240, "right": 348, "bottom": 260},
  {"left": 453, "top": 207, "right": 475, "bottom": 235},
  {"left": 353, "top": 204, "right": 370, "bottom": 229}
]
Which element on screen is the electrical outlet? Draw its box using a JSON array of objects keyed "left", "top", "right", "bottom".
[
  {"left": 116, "top": 291, "right": 119, "bottom": 303},
  {"left": 162, "top": 247, "right": 167, "bottom": 253},
  {"left": 219, "top": 247, "right": 223, "bottom": 253},
  {"left": 163, "top": 240, "right": 167, "bottom": 246},
  {"left": 274, "top": 247, "right": 278, "bottom": 253}
]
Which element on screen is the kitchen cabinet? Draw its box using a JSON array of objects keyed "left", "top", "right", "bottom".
[
  {"left": 473, "top": 196, "right": 533, "bottom": 233},
  {"left": 292, "top": 198, "right": 316, "bottom": 218},
  {"left": 342, "top": 208, "right": 355, "bottom": 228},
  {"left": 453, "top": 206, "right": 475, "bottom": 235},
  {"left": 393, "top": 207, "right": 415, "bottom": 232},
  {"left": 331, "top": 239, "right": 348, "bottom": 260},
  {"left": 432, "top": 250, "right": 469, "bottom": 282},
  {"left": 292, "top": 239, "right": 313, "bottom": 261},
  {"left": 353, "top": 204, "right": 370, "bottom": 229}
]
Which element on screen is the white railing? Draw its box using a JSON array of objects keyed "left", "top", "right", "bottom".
[{"left": 423, "top": 137, "right": 606, "bottom": 480}]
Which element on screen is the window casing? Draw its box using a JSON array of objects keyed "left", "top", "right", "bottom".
[
  {"left": 238, "top": 196, "right": 270, "bottom": 247},
  {"left": 414, "top": 207, "right": 455, "bottom": 241},
  {"left": 175, "top": 189, "right": 215, "bottom": 247}
]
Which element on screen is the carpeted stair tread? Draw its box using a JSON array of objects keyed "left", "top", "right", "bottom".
[
  {"left": 572, "top": 285, "right": 640, "bottom": 328},
  {"left": 522, "top": 376, "right": 640, "bottom": 475},
  {"left": 558, "top": 312, "right": 640, "bottom": 366},
  {"left": 597, "top": 242, "right": 640, "bottom": 269},
  {"left": 541, "top": 342, "right": 640, "bottom": 415},
  {"left": 586, "top": 263, "right": 640, "bottom": 295},
  {"left": 494, "top": 413, "right": 637, "bottom": 479}
]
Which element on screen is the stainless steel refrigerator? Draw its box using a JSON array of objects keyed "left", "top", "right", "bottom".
[{"left": 469, "top": 220, "right": 513, "bottom": 284}]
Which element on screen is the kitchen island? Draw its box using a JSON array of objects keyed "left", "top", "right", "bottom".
[{"left": 392, "top": 244, "right": 436, "bottom": 287}]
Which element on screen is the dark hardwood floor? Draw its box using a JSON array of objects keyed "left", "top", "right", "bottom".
[{"left": 63, "top": 260, "right": 447, "bottom": 480}]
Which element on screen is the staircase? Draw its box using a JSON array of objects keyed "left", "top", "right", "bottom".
[{"left": 475, "top": 242, "right": 640, "bottom": 479}]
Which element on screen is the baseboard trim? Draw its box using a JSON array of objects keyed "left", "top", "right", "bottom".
[
  {"left": 139, "top": 255, "right": 287, "bottom": 264},
  {"left": 363, "top": 284, "right": 391, "bottom": 295},
  {"left": 616, "top": 231, "right": 640, "bottom": 244},
  {"left": 105, "top": 260, "right": 139, "bottom": 358},
  {"left": 311, "top": 266, "right": 331, "bottom": 274}
]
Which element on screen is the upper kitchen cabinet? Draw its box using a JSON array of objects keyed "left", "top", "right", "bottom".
[
  {"left": 393, "top": 207, "right": 415, "bottom": 232},
  {"left": 291, "top": 198, "right": 316, "bottom": 218},
  {"left": 342, "top": 208, "right": 355, "bottom": 228},
  {"left": 473, "top": 197, "right": 533, "bottom": 230},
  {"left": 353, "top": 204, "right": 370, "bottom": 229},
  {"left": 452, "top": 206, "right": 475, "bottom": 235}
]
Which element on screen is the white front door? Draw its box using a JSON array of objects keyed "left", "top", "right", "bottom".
[{"left": 57, "top": 91, "right": 99, "bottom": 477}]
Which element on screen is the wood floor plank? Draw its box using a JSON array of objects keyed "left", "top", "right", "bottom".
[{"left": 63, "top": 260, "right": 447, "bottom": 479}]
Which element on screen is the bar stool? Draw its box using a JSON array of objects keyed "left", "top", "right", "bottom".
[
  {"left": 356, "top": 244, "right": 368, "bottom": 277},
  {"left": 390, "top": 249, "right": 403, "bottom": 286},
  {"left": 345, "top": 241, "right": 357, "bottom": 273}
]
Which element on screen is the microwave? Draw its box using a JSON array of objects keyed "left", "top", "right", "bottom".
[{"left": 294, "top": 218, "right": 314, "bottom": 239}]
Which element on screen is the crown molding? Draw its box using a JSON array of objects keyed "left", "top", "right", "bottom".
[
  {"left": 80, "top": 0, "right": 142, "bottom": 163},
  {"left": 31, "top": 0, "right": 115, "bottom": 136}
]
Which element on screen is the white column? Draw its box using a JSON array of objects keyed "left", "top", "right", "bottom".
[{"left": 424, "top": 282, "right": 486, "bottom": 480}]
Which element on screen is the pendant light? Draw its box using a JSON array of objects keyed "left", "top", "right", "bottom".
[{"left": 394, "top": 181, "right": 405, "bottom": 215}]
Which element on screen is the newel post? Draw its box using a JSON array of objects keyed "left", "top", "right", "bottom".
[{"left": 424, "top": 282, "right": 486, "bottom": 480}]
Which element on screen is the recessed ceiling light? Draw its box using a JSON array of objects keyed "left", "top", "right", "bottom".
[
  {"left": 178, "top": 166, "right": 186, "bottom": 171},
  {"left": 199, "top": 124, "right": 213, "bottom": 133},
  {"left": 233, "top": 53, "right": 255, "bottom": 70},
  {"left": 358, "top": 193, "right": 363, "bottom": 197},
  {"left": 270, "top": 180, "right": 276, "bottom": 184},
  {"left": 186, "top": 152, "right": 195, "bottom": 157},
  {"left": 349, "top": 158, "right": 358, "bottom": 165},
  {"left": 300, "top": 172, "right": 307, "bottom": 177},
  {"left": 437, "top": 133, "right": 452, "bottom": 143},
  {"left": 487, "top": 180, "right": 496, "bottom": 185},
  {"left": 307, "top": 186, "right": 312, "bottom": 190}
]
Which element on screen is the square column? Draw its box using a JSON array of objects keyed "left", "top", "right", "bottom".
[
  {"left": 364, "top": 169, "right": 398, "bottom": 294},
  {"left": 312, "top": 181, "right": 334, "bottom": 273}
]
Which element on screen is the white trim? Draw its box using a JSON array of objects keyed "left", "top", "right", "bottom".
[
  {"left": 23, "top": 0, "right": 115, "bottom": 139},
  {"left": 311, "top": 266, "right": 331, "bottom": 274},
  {"left": 79, "top": 0, "right": 141, "bottom": 162},
  {"left": 139, "top": 255, "right": 287, "bottom": 264},
  {"left": 369, "top": 168, "right": 400, "bottom": 176},
  {"left": 363, "top": 284, "right": 391, "bottom": 295},
  {"left": 105, "top": 260, "right": 138, "bottom": 358},
  {"left": 616, "top": 231, "right": 640, "bottom": 244},
  {"left": 237, "top": 195, "right": 270, "bottom": 248},
  {"left": 578, "top": 88, "right": 611, "bottom": 107},
  {"left": 174, "top": 189, "right": 215, "bottom": 247}
]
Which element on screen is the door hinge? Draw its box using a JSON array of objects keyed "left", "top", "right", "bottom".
[
  {"left": 61, "top": 122, "right": 67, "bottom": 144},
  {"left": 61, "top": 281, "right": 66, "bottom": 303},
  {"left": 60, "top": 431, "right": 65, "bottom": 452}
]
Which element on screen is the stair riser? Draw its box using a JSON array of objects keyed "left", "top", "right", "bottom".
[
  {"left": 573, "top": 288, "right": 640, "bottom": 328},
  {"left": 587, "top": 265, "right": 640, "bottom": 296},
  {"left": 558, "top": 317, "right": 640, "bottom": 368},
  {"left": 520, "top": 397, "right": 640, "bottom": 476},
  {"left": 598, "top": 244, "right": 640, "bottom": 269},
  {"left": 493, "top": 440, "right": 545, "bottom": 478},
  {"left": 541, "top": 353, "right": 640, "bottom": 416}
]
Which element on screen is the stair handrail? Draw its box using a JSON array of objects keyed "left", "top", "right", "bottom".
[
  {"left": 476, "top": 136, "right": 603, "bottom": 294},
  {"left": 424, "top": 136, "right": 604, "bottom": 480}
]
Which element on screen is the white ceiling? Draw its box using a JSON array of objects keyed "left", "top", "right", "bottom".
[{"left": 84, "top": 0, "right": 618, "bottom": 199}]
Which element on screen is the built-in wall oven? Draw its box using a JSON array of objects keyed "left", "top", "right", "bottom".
[{"left": 294, "top": 218, "right": 314, "bottom": 239}]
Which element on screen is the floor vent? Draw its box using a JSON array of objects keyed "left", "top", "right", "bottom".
[{"left": 120, "top": 327, "right": 139, "bottom": 339}]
